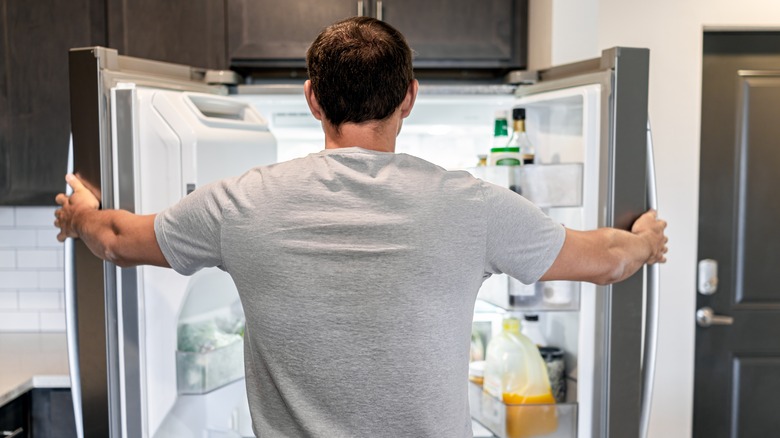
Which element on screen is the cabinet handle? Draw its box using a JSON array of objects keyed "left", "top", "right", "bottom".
[
  {"left": 376, "top": 0, "right": 383, "bottom": 20},
  {"left": 357, "top": 0, "right": 364, "bottom": 16},
  {"left": 2, "top": 428, "right": 24, "bottom": 438}
]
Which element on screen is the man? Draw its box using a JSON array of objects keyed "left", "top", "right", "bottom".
[{"left": 55, "top": 16, "right": 667, "bottom": 438}]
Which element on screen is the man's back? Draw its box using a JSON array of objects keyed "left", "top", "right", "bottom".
[{"left": 155, "top": 147, "right": 565, "bottom": 437}]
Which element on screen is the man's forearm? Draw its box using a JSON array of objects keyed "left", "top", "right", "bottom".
[
  {"left": 541, "top": 209, "right": 667, "bottom": 285},
  {"left": 71, "top": 208, "right": 168, "bottom": 268},
  {"left": 72, "top": 207, "right": 126, "bottom": 265},
  {"left": 600, "top": 227, "right": 654, "bottom": 284}
]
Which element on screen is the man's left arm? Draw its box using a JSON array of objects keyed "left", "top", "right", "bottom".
[{"left": 55, "top": 174, "right": 170, "bottom": 268}]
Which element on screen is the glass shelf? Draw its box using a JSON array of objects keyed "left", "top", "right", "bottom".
[
  {"left": 468, "top": 164, "right": 583, "bottom": 208},
  {"left": 469, "top": 382, "right": 578, "bottom": 438}
]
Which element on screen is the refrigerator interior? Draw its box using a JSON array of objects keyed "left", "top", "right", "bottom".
[
  {"left": 236, "top": 84, "right": 602, "bottom": 438},
  {"left": 116, "top": 82, "right": 601, "bottom": 438}
]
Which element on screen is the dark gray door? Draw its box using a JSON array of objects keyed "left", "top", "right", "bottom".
[{"left": 695, "top": 32, "right": 780, "bottom": 438}]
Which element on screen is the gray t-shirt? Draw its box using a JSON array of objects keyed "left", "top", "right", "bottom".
[{"left": 155, "top": 147, "right": 565, "bottom": 437}]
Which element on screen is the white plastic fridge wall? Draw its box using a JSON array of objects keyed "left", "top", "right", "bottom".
[
  {"left": 126, "top": 86, "right": 276, "bottom": 437},
  {"left": 234, "top": 92, "right": 518, "bottom": 168}
]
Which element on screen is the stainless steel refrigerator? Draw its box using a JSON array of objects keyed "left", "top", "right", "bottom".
[{"left": 66, "top": 46, "right": 658, "bottom": 438}]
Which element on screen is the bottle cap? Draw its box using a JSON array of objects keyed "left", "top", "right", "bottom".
[
  {"left": 503, "top": 317, "right": 521, "bottom": 332},
  {"left": 494, "top": 109, "right": 508, "bottom": 119},
  {"left": 512, "top": 108, "right": 526, "bottom": 120},
  {"left": 538, "top": 346, "right": 564, "bottom": 360}
]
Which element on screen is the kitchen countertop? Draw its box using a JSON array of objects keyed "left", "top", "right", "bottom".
[{"left": 0, "top": 333, "right": 70, "bottom": 407}]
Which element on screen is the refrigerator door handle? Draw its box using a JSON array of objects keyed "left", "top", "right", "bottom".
[
  {"left": 640, "top": 119, "right": 660, "bottom": 438},
  {"left": 64, "top": 137, "right": 84, "bottom": 438}
]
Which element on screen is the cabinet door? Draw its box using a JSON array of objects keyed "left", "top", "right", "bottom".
[
  {"left": 378, "top": 0, "right": 526, "bottom": 69},
  {"left": 0, "top": 392, "right": 30, "bottom": 438},
  {"left": 107, "top": 0, "right": 227, "bottom": 69},
  {"left": 227, "top": 0, "right": 363, "bottom": 68},
  {"left": 0, "top": 0, "right": 105, "bottom": 205}
]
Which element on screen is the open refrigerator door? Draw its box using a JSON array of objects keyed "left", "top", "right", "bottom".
[
  {"left": 113, "top": 86, "right": 277, "bottom": 437},
  {"left": 68, "top": 47, "right": 277, "bottom": 438},
  {"left": 467, "top": 48, "right": 652, "bottom": 438},
  {"left": 468, "top": 82, "right": 602, "bottom": 438}
]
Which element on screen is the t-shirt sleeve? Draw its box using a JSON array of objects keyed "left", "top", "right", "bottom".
[
  {"left": 482, "top": 181, "right": 566, "bottom": 284},
  {"left": 154, "top": 180, "right": 232, "bottom": 276}
]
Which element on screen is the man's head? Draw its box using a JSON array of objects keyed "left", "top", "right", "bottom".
[{"left": 306, "top": 17, "right": 415, "bottom": 130}]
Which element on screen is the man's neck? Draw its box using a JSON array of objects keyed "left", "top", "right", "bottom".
[{"left": 322, "top": 116, "right": 401, "bottom": 153}]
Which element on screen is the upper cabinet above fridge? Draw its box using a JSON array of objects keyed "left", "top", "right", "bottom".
[{"left": 227, "top": 0, "right": 528, "bottom": 71}]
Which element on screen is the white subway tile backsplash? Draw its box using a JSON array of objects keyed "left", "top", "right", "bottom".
[
  {"left": 0, "top": 207, "right": 65, "bottom": 332},
  {"left": 0, "top": 230, "right": 38, "bottom": 248},
  {"left": 18, "top": 249, "right": 60, "bottom": 269},
  {"left": 37, "top": 228, "right": 61, "bottom": 248},
  {"left": 0, "top": 208, "right": 14, "bottom": 226},
  {"left": 19, "top": 291, "right": 61, "bottom": 310},
  {"left": 1, "top": 206, "right": 67, "bottom": 331},
  {"left": 0, "top": 250, "right": 15, "bottom": 268},
  {"left": 39, "top": 271, "right": 64, "bottom": 289},
  {"left": 0, "top": 271, "right": 38, "bottom": 289},
  {"left": 0, "top": 292, "right": 18, "bottom": 310},
  {"left": 15, "top": 207, "right": 57, "bottom": 227},
  {"left": 0, "top": 311, "right": 40, "bottom": 332},
  {"left": 40, "top": 311, "right": 66, "bottom": 332}
]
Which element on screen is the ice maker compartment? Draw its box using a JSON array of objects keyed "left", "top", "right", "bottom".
[{"left": 469, "top": 164, "right": 583, "bottom": 208}]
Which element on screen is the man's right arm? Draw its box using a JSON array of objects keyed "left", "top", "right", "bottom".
[
  {"left": 55, "top": 174, "right": 170, "bottom": 269},
  {"left": 539, "top": 210, "right": 667, "bottom": 285}
]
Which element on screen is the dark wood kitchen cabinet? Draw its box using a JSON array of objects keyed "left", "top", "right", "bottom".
[
  {"left": 0, "top": 389, "right": 76, "bottom": 438},
  {"left": 0, "top": 0, "right": 106, "bottom": 205},
  {"left": 106, "top": 0, "right": 228, "bottom": 70},
  {"left": 227, "top": 0, "right": 527, "bottom": 71},
  {"left": 227, "top": 0, "right": 362, "bottom": 69},
  {"left": 377, "top": 0, "right": 526, "bottom": 69}
]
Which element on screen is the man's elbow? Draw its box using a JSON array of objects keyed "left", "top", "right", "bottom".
[
  {"left": 102, "top": 242, "right": 134, "bottom": 268},
  {"left": 592, "top": 267, "right": 625, "bottom": 286},
  {"left": 593, "top": 256, "right": 639, "bottom": 286}
]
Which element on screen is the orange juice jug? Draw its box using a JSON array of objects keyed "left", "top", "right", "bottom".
[{"left": 482, "top": 317, "right": 557, "bottom": 438}]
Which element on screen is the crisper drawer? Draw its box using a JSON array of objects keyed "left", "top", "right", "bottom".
[
  {"left": 176, "top": 339, "right": 244, "bottom": 394},
  {"left": 469, "top": 382, "right": 577, "bottom": 438}
]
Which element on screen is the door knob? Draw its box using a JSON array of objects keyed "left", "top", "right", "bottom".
[{"left": 696, "top": 307, "right": 734, "bottom": 327}]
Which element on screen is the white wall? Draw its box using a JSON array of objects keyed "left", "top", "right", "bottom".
[{"left": 540, "top": 1, "right": 780, "bottom": 436}]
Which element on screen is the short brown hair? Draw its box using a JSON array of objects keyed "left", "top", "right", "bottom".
[{"left": 306, "top": 17, "right": 414, "bottom": 128}]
